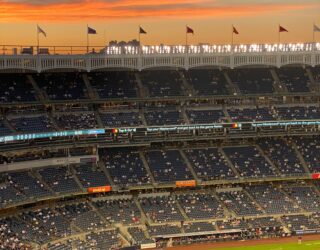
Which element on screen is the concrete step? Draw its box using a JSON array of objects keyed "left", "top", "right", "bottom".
[
  {"left": 82, "top": 73, "right": 98, "bottom": 99},
  {"left": 270, "top": 69, "right": 288, "bottom": 93},
  {"left": 179, "top": 149, "right": 200, "bottom": 183},
  {"left": 139, "top": 151, "right": 156, "bottom": 185},
  {"left": 27, "top": 74, "right": 47, "bottom": 101},
  {"left": 223, "top": 71, "right": 240, "bottom": 95}
]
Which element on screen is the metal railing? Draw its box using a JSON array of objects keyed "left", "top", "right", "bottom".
[{"left": 1, "top": 42, "right": 320, "bottom": 56}]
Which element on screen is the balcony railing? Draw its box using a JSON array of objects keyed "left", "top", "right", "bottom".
[{"left": 1, "top": 42, "right": 320, "bottom": 56}]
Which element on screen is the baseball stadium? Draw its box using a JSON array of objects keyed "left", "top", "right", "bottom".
[{"left": 1, "top": 0, "right": 320, "bottom": 249}]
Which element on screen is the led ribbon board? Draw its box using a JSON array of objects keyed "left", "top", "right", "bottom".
[{"left": 0, "top": 129, "right": 105, "bottom": 143}]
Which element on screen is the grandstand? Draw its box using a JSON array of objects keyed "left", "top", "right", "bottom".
[{"left": 0, "top": 43, "right": 320, "bottom": 249}]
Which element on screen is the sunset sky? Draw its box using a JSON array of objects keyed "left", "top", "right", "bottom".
[{"left": 0, "top": 0, "right": 320, "bottom": 46}]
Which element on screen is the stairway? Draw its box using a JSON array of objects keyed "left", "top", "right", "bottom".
[
  {"left": 139, "top": 151, "right": 156, "bottom": 185},
  {"left": 306, "top": 68, "right": 318, "bottom": 92},
  {"left": 174, "top": 196, "right": 189, "bottom": 220},
  {"left": 27, "top": 75, "right": 47, "bottom": 101},
  {"left": 82, "top": 74, "right": 98, "bottom": 99},
  {"left": 31, "top": 170, "right": 56, "bottom": 195},
  {"left": 180, "top": 106, "right": 190, "bottom": 124},
  {"left": 178, "top": 71, "right": 195, "bottom": 97},
  {"left": 223, "top": 71, "right": 240, "bottom": 95},
  {"left": 135, "top": 72, "right": 149, "bottom": 97},
  {"left": 98, "top": 161, "right": 116, "bottom": 188},
  {"left": 139, "top": 110, "right": 148, "bottom": 126},
  {"left": 95, "top": 111, "right": 104, "bottom": 128},
  {"left": 2, "top": 117, "right": 16, "bottom": 133},
  {"left": 243, "top": 189, "right": 266, "bottom": 214},
  {"left": 255, "top": 144, "right": 281, "bottom": 176},
  {"left": 270, "top": 69, "right": 288, "bottom": 93},
  {"left": 179, "top": 149, "right": 200, "bottom": 183},
  {"left": 133, "top": 196, "right": 149, "bottom": 224},
  {"left": 287, "top": 139, "right": 310, "bottom": 174},
  {"left": 69, "top": 165, "right": 85, "bottom": 192},
  {"left": 218, "top": 148, "right": 241, "bottom": 178}
]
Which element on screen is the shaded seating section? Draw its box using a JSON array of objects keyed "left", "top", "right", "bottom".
[
  {"left": 281, "top": 214, "right": 320, "bottom": 232},
  {"left": 0, "top": 218, "right": 32, "bottom": 249},
  {"left": 258, "top": 138, "right": 305, "bottom": 175},
  {"left": 144, "top": 109, "right": 184, "bottom": 125},
  {"left": 0, "top": 118, "right": 12, "bottom": 136},
  {"left": 55, "top": 202, "right": 106, "bottom": 231},
  {"left": 93, "top": 198, "right": 141, "bottom": 225},
  {"left": 294, "top": 137, "right": 320, "bottom": 173},
  {"left": 38, "top": 166, "right": 81, "bottom": 194},
  {"left": 246, "top": 184, "right": 300, "bottom": 214},
  {"left": 0, "top": 74, "right": 36, "bottom": 102},
  {"left": 247, "top": 217, "right": 282, "bottom": 229},
  {"left": 34, "top": 73, "right": 87, "bottom": 100},
  {"left": 0, "top": 177, "right": 26, "bottom": 208},
  {"left": 0, "top": 216, "right": 43, "bottom": 245},
  {"left": 216, "top": 219, "right": 248, "bottom": 231},
  {"left": 20, "top": 208, "right": 71, "bottom": 244},
  {"left": 311, "top": 66, "right": 320, "bottom": 83},
  {"left": 7, "top": 171, "right": 51, "bottom": 199},
  {"left": 186, "top": 109, "right": 225, "bottom": 124},
  {"left": 275, "top": 106, "right": 320, "bottom": 120},
  {"left": 177, "top": 193, "right": 224, "bottom": 219},
  {"left": 128, "top": 227, "right": 154, "bottom": 244},
  {"left": 148, "top": 224, "right": 181, "bottom": 237},
  {"left": 89, "top": 71, "right": 138, "bottom": 99},
  {"left": 73, "top": 210, "right": 108, "bottom": 231},
  {"left": 139, "top": 196, "right": 184, "bottom": 222},
  {"left": 184, "top": 148, "right": 236, "bottom": 180},
  {"left": 9, "top": 115, "right": 54, "bottom": 133},
  {"left": 218, "top": 190, "right": 262, "bottom": 216},
  {"left": 47, "top": 242, "right": 72, "bottom": 250},
  {"left": 100, "top": 112, "right": 143, "bottom": 127},
  {"left": 223, "top": 146, "right": 277, "bottom": 177},
  {"left": 187, "top": 69, "right": 229, "bottom": 96},
  {"left": 145, "top": 150, "right": 192, "bottom": 183},
  {"left": 74, "top": 164, "right": 110, "bottom": 188},
  {"left": 283, "top": 185, "right": 320, "bottom": 212},
  {"left": 103, "top": 148, "right": 150, "bottom": 185},
  {"left": 227, "top": 107, "right": 275, "bottom": 122},
  {"left": 183, "top": 222, "right": 216, "bottom": 233},
  {"left": 140, "top": 70, "right": 184, "bottom": 97},
  {"left": 74, "top": 230, "right": 120, "bottom": 249},
  {"left": 277, "top": 67, "right": 310, "bottom": 92},
  {"left": 227, "top": 68, "right": 274, "bottom": 94},
  {"left": 54, "top": 113, "right": 98, "bottom": 130}
]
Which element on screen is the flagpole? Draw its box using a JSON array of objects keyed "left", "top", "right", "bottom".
[
  {"left": 37, "top": 24, "right": 39, "bottom": 55},
  {"left": 186, "top": 25, "right": 188, "bottom": 47},
  {"left": 231, "top": 25, "right": 234, "bottom": 47},
  {"left": 104, "top": 29, "right": 106, "bottom": 45},
  {"left": 138, "top": 25, "right": 141, "bottom": 46},
  {"left": 87, "top": 24, "right": 89, "bottom": 53},
  {"left": 313, "top": 22, "right": 315, "bottom": 43},
  {"left": 278, "top": 24, "right": 280, "bottom": 44}
]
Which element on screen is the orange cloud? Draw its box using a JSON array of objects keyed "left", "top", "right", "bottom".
[{"left": 0, "top": 0, "right": 319, "bottom": 22}]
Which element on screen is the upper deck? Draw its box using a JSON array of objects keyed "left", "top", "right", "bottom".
[{"left": 0, "top": 43, "right": 320, "bottom": 72}]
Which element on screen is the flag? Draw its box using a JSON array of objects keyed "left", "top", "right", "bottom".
[
  {"left": 233, "top": 26, "right": 239, "bottom": 35},
  {"left": 186, "top": 26, "right": 194, "bottom": 34},
  {"left": 314, "top": 24, "right": 320, "bottom": 32},
  {"left": 139, "top": 26, "right": 147, "bottom": 34},
  {"left": 88, "top": 26, "right": 97, "bottom": 34},
  {"left": 37, "top": 25, "right": 46, "bottom": 37},
  {"left": 279, "top": 25, "right": 288, "bottom": 32}
]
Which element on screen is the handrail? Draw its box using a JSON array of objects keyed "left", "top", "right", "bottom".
[{"left": 1, "top": 42, "right": 320, "bottom": 55}]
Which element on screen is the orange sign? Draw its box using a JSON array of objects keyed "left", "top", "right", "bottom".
[
  {"left": 175, "top": 180, "right": 196, "bottom": 187},
  {"left": 87, "top": 186, "right": 111, "bottom": 193},
  {"left": 312, "top": 173, "right": 320, "bottom": 179}
]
